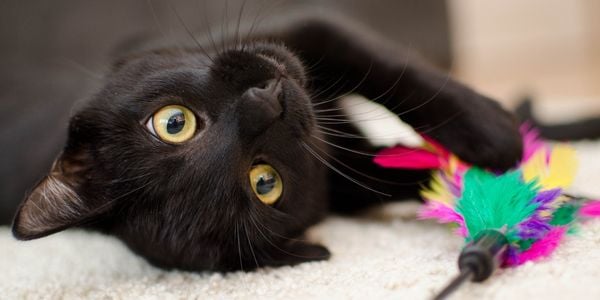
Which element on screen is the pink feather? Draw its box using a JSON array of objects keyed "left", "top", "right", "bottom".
[
  {"left": 374, "top": 146, "right": 442, "bottom": 169},
  {"left": 507, "top": 227, "right": 566, "bottom": 266},
  {"left": 579, "top": 200, "right": 600, "bottom": 218},
  {"left": 520, "top": 124, "right": 546, "bottom": 162},
  {"left": 418, "top": 202, "right": 468, "bottom": 237}
]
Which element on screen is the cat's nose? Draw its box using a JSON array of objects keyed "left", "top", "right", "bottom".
[
  {"left": 237, "top": 79, "right": 284, "bottom": 137},
  {"left": 244, "top": 79, "right": 283, "bottom": 112}
]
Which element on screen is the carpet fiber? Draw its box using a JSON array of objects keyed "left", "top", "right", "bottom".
[{"left": 2, "top": 141, "right": 600, "bottom": 299}]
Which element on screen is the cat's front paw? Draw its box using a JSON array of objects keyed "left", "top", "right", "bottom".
[{"left": 431, "top": 98, "right": 523, "bottom": 171}]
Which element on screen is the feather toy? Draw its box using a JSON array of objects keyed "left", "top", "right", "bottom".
[{"left": 374, "top": 125, "right": 600, "bottom": 299}]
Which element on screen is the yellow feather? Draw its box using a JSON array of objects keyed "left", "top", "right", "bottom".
[
  {"left": 420, "top": 173, "right": 454, "bottom": 205},
  {"left": 523, "top": 149, "right": 547, "bottom": 184},
  {"left": 547, "top": 144, "right": 578, "bottom": 188},
  {"left": 523, "top": 144, "right": 577, "bottom": 189}
]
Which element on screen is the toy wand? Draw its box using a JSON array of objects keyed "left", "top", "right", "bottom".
[{"left": 374, "top": 126, "right": 600, "bottom": 299}]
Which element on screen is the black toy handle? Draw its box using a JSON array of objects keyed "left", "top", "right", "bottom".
[{"left": 434, "top": 229, "right": 509, "bottom": 299}]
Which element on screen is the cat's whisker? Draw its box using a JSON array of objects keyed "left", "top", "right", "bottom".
[
  {"left": 248, "top": 213, "right": 321, "bottom": 260},
  {"left": 197, "top": 0, "right": 221, "bottom": 58},
  {"left": 315, "top": 102, "right": 462, "bottom": 134},
  {"left": 315, "top": 125, "right": 365, "bottom": 137},
  {"left": 395, "top": 71, "right": 451, "bottom": 118},
  {"left": 235, "top": 221, "right": 245, "bottom": 273},
  {"left": 81, "top": 178, "right": 157, "bottom": 220},
  {"left": 315, "top": 72, "right": 457, "bottom": 148},
  {"left": 309, "top": 134, "right": 378, "bottom": 157},
  {"left": 311, "top": 46, "right": 412, "bottom": 116},
  {"left": 300, "top": 141, "right": 389, "bottom": 196},
  {"left": 168, "top": 1, "right": 216, "bottom": 64},
  {"left": 249, "top": 212, "right": 305, "bottom": 243},
  {"left": 308, "top": 71, "right": 348, "bottom": 100},
  {"left": 241, "top": 2, "right": 262, "bottom": 52},
  {"left": 361, "top": 43, "right": 416, "bottom": 113},
  {"left": 111, "top": 179, "right": 156, "bottom": 202},
  {"left": 315, "top": 121, "right": 432, "bottom": 140},
  {"left": 314, "top": 110, "right": 412, "bottom": 124},
  {"left": 244, "top": 216, "right": 276, "bottom": 288},
  {"left": 307, "top": 141, "right": 410, "bottom": 185},
  {"left": 379, "top": 90, "right": 416, "bottom": 116},
  {"left": 302, "top": 52, "right": 328, "bottom": 75},
  {"left": 365, "top": 59, "right": 410, "bottom": 109},
  {"left": 312, "top": 62, "right": 373, "bottom": 107},
  {"left": 248, "top": 216, "right": 288, "bottom": 256},
  {"left": 146, "top": 0, "right": 195, "bottom": 63},
  {"left": 314, "top": 109, "right": 423, "bottom": 123},
  {"left": 310, "top": 134, "right": 421, "bottom": 159},
  {"left": 314, "top": 101, "right": 407, "bottom": 120},
  {"left": 147, "top": 0, "right": 171, "bottom": 43},
  {"left": 222, "top": 0, "right": 229, "bottom": 53},
  {"left": 313, "top": 108, "right": 463, "bottom": 152},
  {"left": 108, "top": 172, "right": 153, "bottom": 184},
  {"left": 313, "top": 68, "right": 410, "bottom": 120},
  {"left": 221, "top": 0, "right": 242, "bottom": 55},
  {"left": 58, "top": 58, "right": 103, "bottom": 80},
  {"left": 233, "top": 0, "right": 247, "bottom": 51},
  {"left": 242, "top": 221, "right": 261, "bottom": 270},
  {"left": 313, "top": 107, "right": 345, "bottom": 113},
  {"left": 310, "top": 81, "right": 349, "bottom": 108},
  {"left": 314, "top": 128, "right": 414, "bottom": 141},
  {"left": 313, "top": 90, "right": 415, "bottom": 118},
  {"left": 242, "top": 0, "right": 281, "bottom": 52},
  {"left": 247, "top": 215, "right": 281, "bottom": 251}
]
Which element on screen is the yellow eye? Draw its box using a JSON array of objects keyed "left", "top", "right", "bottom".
[
  {"left": 147, "top": 105, "right": 196, "bottom": 143},
  {"left": 249, "top": 164, "right": 283, "bottom": 205}
]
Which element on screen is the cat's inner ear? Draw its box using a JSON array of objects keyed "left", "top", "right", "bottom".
[{"left": 12, "top": 148, "right": 99, "bottom": 240}]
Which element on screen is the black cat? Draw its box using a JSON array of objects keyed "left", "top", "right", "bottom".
[{"left": 11, "top": 16, "right": 523, "bottom": 271}]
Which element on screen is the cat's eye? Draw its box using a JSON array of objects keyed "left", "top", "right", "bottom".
[
  {"left": 249, "top": 164, "right": 283, "bottom": 205},
  {"left": 146, "top": 105, "right": 196, "bottom": 143}
]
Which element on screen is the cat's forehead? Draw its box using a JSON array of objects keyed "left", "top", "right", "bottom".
[
  {"left": 112, "top": 48, "right": 210, "bottom": 80},
  {"left": 111, "top": 42, "right": 304, "bottom": 88}
]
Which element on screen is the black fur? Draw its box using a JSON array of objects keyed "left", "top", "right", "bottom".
[
  {"left": 11, "top": 16, "right": 523, "bottom": 271},
  {"left": 516, "top": 98, "right": 600, "bottom": 141}
]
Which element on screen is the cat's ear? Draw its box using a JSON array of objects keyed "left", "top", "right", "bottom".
[
  {"left": 262, "top": 241, "right": 331, "bottom": 266},
  {"left": 12, "top": 147, "right": 104, "bottom": 240}
]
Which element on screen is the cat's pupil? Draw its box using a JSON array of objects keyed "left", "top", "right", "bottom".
[
  {"left": 256, "top": 173, "right": 276, "bottom": 195},
  {"left": 167, "top": 112, "right": 185, "bottom": 134}
]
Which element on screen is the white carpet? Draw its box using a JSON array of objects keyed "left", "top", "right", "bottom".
[{"left": 1, "top": 141, "right": 600, "bottom": 299}]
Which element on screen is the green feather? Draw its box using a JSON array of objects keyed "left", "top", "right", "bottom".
[
  {"left": 517, "top": 238, "right": 535, "bottom": 251},
  {"left": 567, "top": 225, "right": 579, "bottom": 235},
  {"left": 457, "top": 168, "right": 540, "bottom": 241},
  {"left": 550, "top": 203, "right": 580, "bottom": 226}
]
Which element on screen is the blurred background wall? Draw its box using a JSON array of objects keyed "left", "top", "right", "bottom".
[{"left": 448, "top": 0, "right": 600, "bottom": 121}]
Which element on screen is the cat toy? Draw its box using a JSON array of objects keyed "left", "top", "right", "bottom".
[{"left": 374, "top": 126, "right": 600, "bottom": 299}]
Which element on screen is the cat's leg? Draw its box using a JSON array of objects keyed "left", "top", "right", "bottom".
[{"left": 279, "top": 17, "right": 523, "bottom": 171}]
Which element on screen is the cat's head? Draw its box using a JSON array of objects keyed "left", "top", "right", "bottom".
[{"left": 12, "top": 42, "right": 331, "bottom": 271}]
